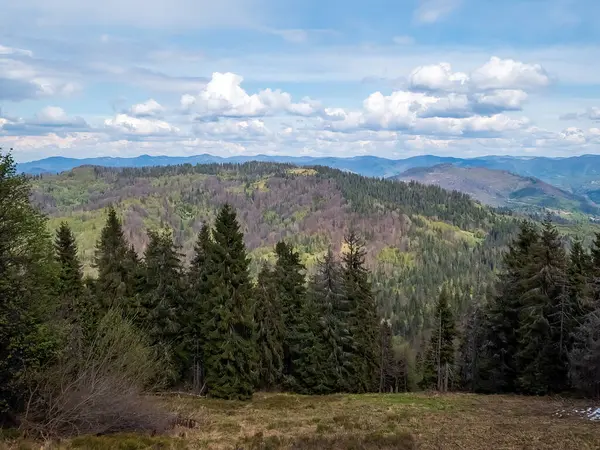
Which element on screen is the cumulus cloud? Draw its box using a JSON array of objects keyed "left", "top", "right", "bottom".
[
  {"left": 409, "top": 63, "right": 469, "bottom": 91},
  {"left": 193, "top": 119, "right": 271, "bottom": 139},
  {"left": 128, "top": 99, "right": 164, "bottom": 117},
  {"left": 181, "top": 72, "right": 320, "bottom": 118},
  {"left": 471, "top": 57, "right": 550, "bottom": 90},
  {"left": 104, "top": 114, "right": 180, "bottom": 137},
  {"left": 472, "top": 89, "right": 528, "bottom": 113},
  {"left": 323, "top": 88, "right": 528, "bottom": 136}
]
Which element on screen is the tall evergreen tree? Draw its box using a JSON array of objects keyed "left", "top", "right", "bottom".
[
  {"left": 379, "top": 319, "right": 396, "bottom": 393},
  {"left": 568, "top": 239, "right": 593, "bottom": 330},
  {"left": 516, "top": 216, "right": 570, "bottom": 394},
  {"left": 94, "top": 207, "right": 136, "bottom": 312},
  {"left": 203, "top": 204, "right": 257, "bottom": 400},
  {"left": 342, "top": 230, "right": 380, "bottom": 393},
  {"left": 420, "top": 285, "right": 457, "bottom": 391},
  {"left": 479, "top": 220, "right": 539, "bottom": 393},
  {"left": 0, "top": 152, "right": 59, "bottom": 424},
  {"left": 275, "top": 241, "right": 307, "bottom": 382},
  {"left": 254, "top": 263, "right": 285, "bottom": 390},
  {"left": 307, "top": 247, "right": 351, "bottom": 392},
  {"left": 138, "top": 229, "right": 184, "bottom": 375},
  {"left": 54, "top": 222, "right": 96, "bottom": 336},
  {"left": 183, "top": 223, "right": 212, "bottom": 391},
  {"left": 55, "top": 222, "right": 84, "bottom": 301}
]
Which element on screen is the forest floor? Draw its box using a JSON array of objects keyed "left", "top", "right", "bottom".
[{"left": 3, "top": 392, "right": 600, "bottom": 449}]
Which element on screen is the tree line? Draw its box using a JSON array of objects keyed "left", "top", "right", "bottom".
[
  {"left": 2, "top": 152, "right": 411, "bottom": 429},
  {"left": 422, "top": 217, "right": 600, "bottom": 396}
]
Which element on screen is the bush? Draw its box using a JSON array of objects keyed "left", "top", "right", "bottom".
[{"left": 21, "top": 309, "right": 175, "bottom": 437}]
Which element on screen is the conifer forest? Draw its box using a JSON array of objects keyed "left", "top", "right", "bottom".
[{"left": 3, "top": 151, "right": 600, "bottom": 448}]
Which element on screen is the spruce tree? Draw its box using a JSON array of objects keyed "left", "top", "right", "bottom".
[
  {"left": 342, "top": 230, "right": 380, "bottom": 393},
  {"left": 379, "top": 319, "right": 396, "bottom": 393},
  {"left": 254, "top": 263, "right": 285, "bottom": 390},
  {"left": 203, "top": 204, "right": 257, "bottom": 400},
  {"left": 0, "top": 152, "right": 59, "bottom": 423},
  {"left": 138, "top": 229, "right": 184, "bottom": 375},
  {"left": 183, "top": 223, "right": 212, "bottom": 391},
  {"left": 516, "top": 216, "right": 569, "bottom": 394},
  {"left": 568, "top": 239, "right": 593, "bottom": 331},
  {"left": 307, "top": 247, "right": 351, "bottom": 392},
  {"left": 420, "top": 285, "right": 457, "bottom": 391},
  {"left": 275, "top": 241, "right": 307, "bottom": 382},
  {"left": 479, "top": 220, "right": 538, "bottom": 393},
  {"left": 94, "top": 207, "right": 136, "bottom": 312},
  {"left": 54, "top": 222, "right": 97, "bottom": 336}
]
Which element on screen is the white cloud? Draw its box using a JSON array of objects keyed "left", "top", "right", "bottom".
[
  {"left": 0, "top": 45, "right": 33, "bottom": 57},
  {"left": 471, "top": 56, "right": 550, "bottom": 90},
  {"left": 129, "top": 99, "right": 164, "bottom": 117},
  {"left": 473, "top": 89, "right": 528, "bottom": 112},
  {"left": 193, "top": 119, "right": 270, "bottom": 138},
  {"left": 414, "top": 0, "right": 463, "bottom": 24},
  {"left": 0, "top": 106, "right": 90, "bottom": 135},
  {"left": 104, "top": 114, "right": 180, "bottom": 136},
  {"left": 181, "top": 72, "right": 320, "bottom": 118},
  {"left": 0, "top": 50, "right": 80, "bottom": 101},
  {"left": 409, "top": 62, "right": 469, "bottom": 91}
]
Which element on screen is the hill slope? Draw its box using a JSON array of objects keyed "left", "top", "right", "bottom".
[
  {"left": 19, "top": 153, "right": 600, "bottom": 196},
  {"left": 31, "top": 162, "right": 515, "bottom": 339},
  {"left": 393, "top": 164, "right": 599, "bottom": 216}
]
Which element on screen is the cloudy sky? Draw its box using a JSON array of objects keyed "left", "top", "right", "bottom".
[{"left": 1, "top": 0, "right": 600, "bottom": 162}]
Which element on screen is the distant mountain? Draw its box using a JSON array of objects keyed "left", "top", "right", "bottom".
[
  {"left": 393, "top": 164, "right": 599, "bottom": 216},
  {"left": 17, "top": 154, "right": 462, "bottom": 178},
  {"left": 17, "top": 153, "right": 600, "bottom": 197}
]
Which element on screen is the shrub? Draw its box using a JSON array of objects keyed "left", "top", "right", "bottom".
[{"left": 21, "top": 309, "right": 175, "bottom": 437}]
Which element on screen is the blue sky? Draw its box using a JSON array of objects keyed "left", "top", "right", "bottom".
[{"left": 1, "top": 0, "right": 600, "bottom": 162}]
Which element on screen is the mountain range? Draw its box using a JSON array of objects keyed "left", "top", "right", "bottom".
[{"left": 18, "top": 152, "right": 600, "bottom": 217}]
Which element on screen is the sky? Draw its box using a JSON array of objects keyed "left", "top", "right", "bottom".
[{"left": 2, "top": 0, "right": 600, "bottom": 162}]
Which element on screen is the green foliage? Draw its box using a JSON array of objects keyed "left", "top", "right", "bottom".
[
  {"left": 254, "top": 263, "right": 285, "bottom": 389},
  {"left": 203, "top": 204, "right": 257, "bottom": 400},
  {"left": 137, "top": 229, "right": 185, "bottom": 378},
  {"left": 342, "top": 230, "right": 380, "bottom": 393},
  {"left": 419, "top": 285, "right": 457, "bottom": 391},
  {"left": 0, "top": 152, "right": 60, "bottom": 423},
  {"left": 93, "top": 207, "right": 138, "bottom": 312}
]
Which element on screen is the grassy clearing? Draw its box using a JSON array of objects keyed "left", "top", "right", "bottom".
[{"left": 4, "top": 392, "right": 600, "bottom": 449}]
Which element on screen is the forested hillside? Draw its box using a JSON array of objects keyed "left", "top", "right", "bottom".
[
  {"left": 31, "top": 162, "right": 514, "bottom": 340},
  {"left": 394, "top": 164, "right": 599, "bottom": 217}
]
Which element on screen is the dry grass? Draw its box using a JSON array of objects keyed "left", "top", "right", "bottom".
[{"left": 3, "top": 392, "right": 600, "bottom": 449}]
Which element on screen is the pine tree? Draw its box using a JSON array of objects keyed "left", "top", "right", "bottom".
[
  {"left": 203, "top": 204, "right": 257, "bottom": 400},
  {"left": 138, "top": 229, "right": 184, "bottom": 376},
  {"left": 420, "top": 285, "right": 457, "bottom": 391},
  {"left": 479, "top": 220, "right": 538, "bottom": 393},
  {"left": 342, "top": 230, "right": 380, "bottom": 393},
  {"left": 275, "top": 241, "right": 307, "bottom": 383},
  {"left": 0, "top": 152, "right": 59, "bottom": 424},
  {"left": 254, "top": 263, "right": 285, "bottom": 390},
  {"left": 516, "top": 216, "right": 569, "bottom": 394},
  {"left": 307, "top": 247, "right": 351, "bottom": 392},
  {"left": 94, "top": 207, "right": 137, "bottom": 312}
]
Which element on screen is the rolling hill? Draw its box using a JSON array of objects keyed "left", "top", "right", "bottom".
[
  {"left": 19, "top": 153, "right": 600, "bottom": 201},
  {"left": 393, "top": 164, "right": 599, "bottom": 216},
  {"left": 30, "top": 162, "right": 515, "bottom": 340}
]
